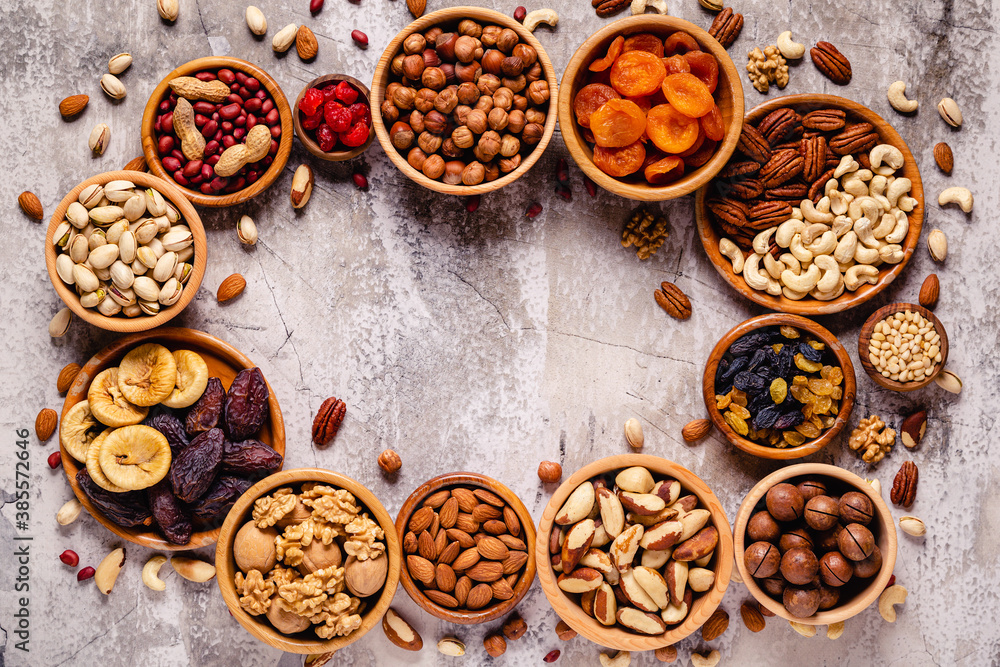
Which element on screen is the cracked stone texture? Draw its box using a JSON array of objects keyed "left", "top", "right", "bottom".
[{"left": 1, "top": 0, "right": 998, "bottom": 664}]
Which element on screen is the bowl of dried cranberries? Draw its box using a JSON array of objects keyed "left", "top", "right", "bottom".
[
  {"left": 294, "top": 74, "right": 375, "bottom": 161},
  {"left": 559, "top": 15, "right": 744, "bottom": 201}
]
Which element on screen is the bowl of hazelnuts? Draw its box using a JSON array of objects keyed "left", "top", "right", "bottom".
[
  {"left": 371, "top": 7, "right": 558, "bottom": 195},
  {"left": 733, "top": 463, "right": 897, "bottom": 625}
]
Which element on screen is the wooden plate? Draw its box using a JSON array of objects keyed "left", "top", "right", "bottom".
[
  {"left": 44, "top": 171, "right": 207, "bottom": 333},
  {"left": 371, "top": 7, "right": 558, "bottom": 195},
  {"left": 857, "top": 302, "right": 948, "bottom": 391},
  {"left": 702, "top": 313, "right": 856, "bottom": 459},
  {"left": 60, "top": 327, "right": 285, "bottom": 550},
  {"left": 695, "top": 94, "right": 924, "bottom": 314},
  {"left": 535, "top": 454, "right": 732, "bottom": 651},
  {"left": 559, "top": 15, "right": 744, "bottom": 201},
  {"left": 395, "top": 472, "right": 537, "bottom": 624},
  {"left": 293, "top": 74, "right": 375, "bottom": 161},
  {"left": 140, "top": 56, "right": 294, "bottom": 208},
  {"left": 216, "top": 468, "right": 400, "bottom": 654},
  {"left": 733, "top": 463, "right": 897, "bottom": 624}
]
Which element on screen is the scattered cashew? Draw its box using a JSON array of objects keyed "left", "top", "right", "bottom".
[
  {"left": 742, "top": 254, "right": 771, "bottom": 291},
  {"left": 781, "top": 263, "right": 821, "bottom": 292},
  {"left": 789, "top": 621, "right": 817, "bottom": 637},
  {"left": 764, "top": 252, "right": 785, "bottom": 280},
  {"left": 849, "top": 196, "right": 880, "bottom": 223},
  {"left": 879, "top": 244, "right": 904, "bottom": 264},
  {"left": 523, "top": 8, "right": 558, "bottom": 31},
  {"left": 801, "top": 223, "right": 829, "bottom": 245},
  {"left": 789, "top": 233, "right": 813, "bottom": 263},
  {"left": 752, "top": 228, "right": 776, "bottom": 255},
  {"left": 718, "top": 238, "right": 744, "bottom": 274},
  {"left": 691, "top": 650, "right": 721, "bottom": 667},
  {"left": 599, "top": 651, "right": 631, "bottom": 667},
  {"left": 845, "top": 264, "right": 879, "bottom": 290},
  {"left": 631, "top": 0, "right": 668, "bottom": 14},
  {"left": 878, "top": 584, "right": 908, "bottom": 622},
  {"left": 887, "top": 81, "right": 918, "bottom": 114},
  {"left": 938, "top": 186, "right": 973, "bottom": 213},
  {"left": 834, "top": 231, "right": 858, "bottom": 264},
  {"left": 873, "top": 193, "right": 892, "bottom": 213},
  {"left": 805, "top": 230, "right": 837, "bottom": 255},
  {"left": 834, "top": 155, "right": 859, "bottom": 179},
  {"left": 886, "top": 178, "right": 912, "bottom": 208},
  {"left": 885, "top": 210, "right": 909, "bottom": 244},
  {"left": 827, "top": 621, "right": 846, "bottom": 639},
  {"left": 776, "top": 219, "right": 804, "bottom": 248},
  {"left": 776, "top": 31, "right": 805, "bottom": 59},
  {"left": 143, "top": 555, "right": 168, "bottom": 591},
  {"left": 814, "top": 255, "right": 841, "bottom": 292}
]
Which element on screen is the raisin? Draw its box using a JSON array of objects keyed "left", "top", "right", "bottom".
[
  {"left": 186, "top": 376, "right": 225, "bottom": 437},
  {"left": 76, "top": 469, "right": 153, "bottom": 528},
  {"left": 169, "top": 428, "right": 224, "bottom": 503},
  {"left": 798, "top": 342, "right": 823, "bottom": 362},
  {"left": 147, "top": 480, "right": 193, "bottom": 545},
  {"left": 724, "top": 410, "right": 749, "bottom": 436},
  {"left": 718, "top": 354, "right": 749, "bottom": 386},
  {"left": 770, "top": 378, "right": 788, "bottom": 403},
  {"left": 146, "top": 410, "right": 190, "bottom": 451},
  {"left": 730, "top": 332, "right": 774, "bottom": 356},
  {"left": 188, "top": 475, "right": 253, "bottom": 523},
  {"left": 222, "top": 439, "right": 283, "bottom": 476},
  {"left": 747, "top": 348, "right": 770, "bottom": 372},
  {"left": 734, "top": 371, "right": 767, "bottom": 392},
  {"left": 774, "top": 410, "right": 805, "bottom": 430},
  {"left": 794, "top": 353, "right": 823, "bottom": 373},
  {"left": 223, "top": 367, "right": 269, "bottom": 440},
  {"left": 574, "top": 83, "right": 621, "bottom": 128},
  {"left": 753, "top": 404, "right": 782, "bottom": 430}
]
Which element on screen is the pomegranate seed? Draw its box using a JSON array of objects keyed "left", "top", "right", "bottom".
[
  {"left": 465, "top": 195, "right": 480, "bottom": 213},
  {"left": 884, "top": 574, "right": 896, "bottom": 591},
  {"left": 584, "top": 176, "right": 597, "bottom": 197},
  {"left": 352, "top": 172, "right": 368, "bottom": 189},
  {"left": 77, "top": 566, "right": 96, "bottom": 581},
  {"left": 310, "top": 0, "right": 324, "bottom": 12},
  {"left": 351, "top": 30, "right": 368, "bottom": 47},
  {"left": 525, "top": 202, "right": 543, "bottom": 218},
  {"left": 543, "top": 650, "right": 561, "bottom": 663},
  {"left": 60, "top": 550, "right": 79, "bottom": 567},
  {"left": 47, "top": 452, "right": 61, "bottom": 469},
  {"left": 555, "top": 184, "right": 572, "bottom": 201},
  {"left": 514, "top": 6, "right": 527, "bottom": 21},
  {"left": 556, "top": 158, "right": 568, "bottom": 182}
]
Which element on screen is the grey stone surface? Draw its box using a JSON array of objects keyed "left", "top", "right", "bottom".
[{"left": 1, "top": 0, "right": 998, "bottom": 665}]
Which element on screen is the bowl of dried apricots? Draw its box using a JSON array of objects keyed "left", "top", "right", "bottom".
[{"left": 558, "top": 15, "right": 743, "bottom": 201}]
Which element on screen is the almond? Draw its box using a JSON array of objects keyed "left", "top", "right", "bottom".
[
  {"left": 454, "top": 576, "right": 472, "bottom": 606},
  {"left": 682, "top": 418, "right": 712, "bottom": 442},
  {"left": 434, "top": 526, "right": 447, "bottom": 555},
  {"left": 473, "top": 488, "right": 505, "bottom": 507},
  {"left": 425, "top": 589, "right": 459, "bottom": 607},
  {"left": 501, "top": 550, "right": 528, "bottom": 575},
  {"left": 296, "top": 25, "right": 318, "bottom": 60},
  {"left": 406, "top": 555, "right": 436, "bottom": 585},
  {"left": 478, "top": 535, "right": 510, "bottom": 561},
  {"left": 59, "top": 94, "right": 89, "bottom": 118},
  {"left": 408, "top": 505, "right": 435, "bottom": 533},
  {"left": 452, "top": 547, "right": 480, "bottom": 571},
  {"left": 423, "top": 489, "right": 452, "bottom": 507},
  {"left": 436, "top": 563, "right": 457, "bottom": 592},
  {"left": 503, "top": 505, "right": 520, "bottom": 536},
  {"left": 918, "top": 274, "right": 940, "bottom": 309},
  {"left": 18, "top": 191, "right": 43, "bottom": 220},
  {"left": 217, "top": 273, "right": 246, "bottom": 303},
  {"left": 403, "top": 531, "right": 418, "bottom": 553},
  {"left": 491, "top": 577, "right": 514, "bottom": 600},
  {"left": 740, "top": 601, "right": 765, "bottom": 632},
  {"left": 497, "top": 534, "right": 526, "bottom": 551},
  {"left": 123, "top": 155, "right": 148, "bottom": 172},
  {"left": 473, "top": 503, "right": 502, "bottom": 523},
  {"left": 437, "top": 540, "right": 461, "bottom": 565},
  {"left": 452, "top": 487, "right": 478, "bottom": 512},
  {"left": 466, "top": 582, "right": 493, "bottom": 609},
  {"left": 446, "top": 528, "right": 476, "bottom": 549},
  {"left": 35, "top": 408, "right": 57, "bottom": 441},
  {"left": 701, "top": 608, "right": 729, "bottom": 641},
  {"left": 438, "top": 497, "right": 459, "bottom": 528},
  {"left": 467, "top": 560, "right": 503, "bottom": 582},
  {"left": 933, "top": 142, "right": 953, "bottom": 174},
  {"left": 418, "top": 530, "right": 437, "bottom": 560},
  {"left": 406, "top": 0, "right": 425, "bottom": 18},
  {"left": 456, "top": 513, "right": 479, "bottom": 533}
]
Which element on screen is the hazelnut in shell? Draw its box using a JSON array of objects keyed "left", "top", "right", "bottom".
[
  {"left": 407, "top": 147, "right": 427, "bottom": 170},
  {"left": 298, "top": 540, "right": 343, "bottom": 574},
  {"left": 496, "top": 28, "right": 518, "bottom": 54},
  {"left": 744, "top": 541, "right": 780, "bottom": 578},
  {"left": 267, "top": 598, "right": 312, "bottom": 634},
  {"left": 522, "top": 122, "right": 544, "bottom": 145},
  {"left": 422, "top": 67, "right": 447, "bottom": 91},
  {"left": 766, "top": 483, "right": 805, "bottom": 522},
  {"left": 454, "top": 35, "right": 478, "bottom": 63},
  {"left": 513, "top": 43, "right": 537, "bottom": 68},
  {"left": 804, "top": 495, "right": 840, "bottom": 531},
  {"left": 404, "top": 33, "right": 427, "bottom": 55},
  {"left": 457, "top": 82, "right": 480, "bottom": 105},
  {"left": 234, "top": 522, "right": 278, "bottom": 573},
  {"left": 838, "top": 491, "right": 874, "bottom": 525},
  {"left": 783, "top": 586, "right": 821, "bottom": 618},
  {"left": 838, "top": 523, "right": 875, "bottom": 561},
  {"left": 345, "top": 555, "right": 389, "bottom": 597},
  {"left": 747, "top": 510, "right": 781, "bottom": 543},
  {"left": 443, "top": 160, "right": 465, "bottom": 185},
  {"left": 819, "top": 551, "right": 853, "bottom": 587},
  {"left": 851, "top": 544, "right": 883, "bottom": 578},
  {"left": 779, "top": 547, "right": 819, "bottom": 585},
  {"left": 482, "top": 49, "right": 504, "bottom": 75}
]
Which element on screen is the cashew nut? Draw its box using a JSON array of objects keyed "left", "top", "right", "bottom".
[
  {"left": 829, "top": 190, "right": 851, "bottom": 216},
  {"left": 752, "top": 228, "right": 776, "bottom": 255},
  {"left": 869, "top": 144, "right": 904, "bottom": 170},
  {"left": 781, "top": 263, "right": 820, "bottom": 292},
  {"left": 742, "top": 254, "right": 770, "bottom": 291},
  {"left": 800, "top": 199, "right": 834, "bottom": 224},
  {"left": 845, "top": 264, "right": 879, "bottom": 290},
  {"left": 872, "top": 212, "right": 896, "bottom": 239},
  {"left": 854, "top": 243, "right": 880, "bottom": 265},
  {"left": 878, "top": 584, "right": 908, "bottom": 622},
  {"left": 842, "top": 174, "right": 869, "bottom": 197},
  {"left": 599, "top": 651, "right": 632, "bottom": 667},
  {"left": 834, "top": 231, "right": 858, "bottom": 264},
  {"left": 789, "top": 621, "right": 817, "bottom": 637},
  {"left": 873, "top": 164, "right": 896, "bottom": 177},
  {"left": 837, "top": 259, "right": 855, "bottom": 273},
  {"left": 800, "top": 223, "right": 829, "bottom": 245},
  {"left": 789, "top": 206, "right": 804, "bottom": 220},
  {"left": 879, "top": 244, "right": 904, "bottom": 264},
  {"left": 631, "top": 0, "right": 668, "bottom": 14},
  {"left": 805, "top": 230, "right": 837, "bottom": 255},
  {"left": 849, "top": 196, "right": 880, "bottom": 223},
  {"left": 868, "top": 175, "right": 887, "bottom": 198},
  {"left": 779, "top": 252, "right": 800, "bottom": 274},
  {"left": 832, "top": 214, "right": 854, "bottom": 237},
  {"left": 885, "top": 210, "right": 909, "bottom": 244},
  {"left": 765, "top": 276, "right": 782, "bottom": 295},
  {"left": 811, "top": 275, "right": 845, "bottom": 300},
  {"left": 896, "top": 195, "right": 917, "bottom": 212},
  {"left": 813, "top": 255, "right": 841, "bottom": 293},
  {"left": 833, "top": 155, "right": 859, "bottom": 179},
  {"left": 823, "top": 178, "right": 840, "bottom": 197},
  {"left": 789, "top": 233, "right": 813, "bottom": 263},
  {"left": 523, "top": 8, "right": 558, "bottom": 31},
  {"left": 938, "top": 186, "right": 974, "bottom": 213},
  {"left": 873, "top": 193, "right": 892, "bottom": 213},
  {"left": 775, "top": 219, "right": 804, "bottom": 247},
  {"left": 854, "top": 217, "right": 879, "bottom": 248},
  {"left": 143, "top": 555, "right": 168, "bottom": 591},
  {"left": 776, "top": 31, "right": 805, "bottom": 59},
  {"left": 782, "top": 285, "right": 809, "bottom": 300},
  {"left": 815, "top": 196, "right": 832, "bottom": 214},
  {"left": 764, "top": 252, "right": 785, "bottom": 279},
  {"left": 887, "top": 81, "right": 918, "bottom": 113},
  {"left": 886, "top": 178, "right": 912, "bottom": 208},
  {"left": 718, "top": 238, "right": 744, "bottom": 274},
  {"left": 691, "top": 650, "right": 721, "bottom": 667}
]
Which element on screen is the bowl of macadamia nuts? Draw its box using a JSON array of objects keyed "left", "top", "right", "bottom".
[
  {"left": 216, "top": 469, "right": 400, "bottom": 654},
  {"left": 734, "top": 463, "right": 896, "bottom": 625},
  {"left": 371, "top": 7, "right": 558, "bottom": 195}
]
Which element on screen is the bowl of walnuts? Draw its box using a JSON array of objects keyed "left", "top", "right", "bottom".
[{"left": 371, "top": 7, "right": 558, "bottom": 195}]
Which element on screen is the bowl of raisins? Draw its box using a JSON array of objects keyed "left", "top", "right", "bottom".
[
  {"left": 294, "top": 74, "right": 375, "bottom": 161},
  {"left": 702, "top": 314, "right": 856, "bottom": 459}
]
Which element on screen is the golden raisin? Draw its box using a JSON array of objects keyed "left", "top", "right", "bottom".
[
  {"left": 831, "top": 386, "right": 843, "bottom": 400},
  {"left": 769, "top": 378, "right": 787, "bottom": 404},
  {"left": 772, "top": 343, "right": 784, "bottom": 354},
  {"left": 724, "top": 410, "right": 749, "bottom": 436},
  {"left": 783, "top": 431, "right": 806, "bottom": 446},
  {"left": 813, "top": 395, "right": 833, "bottom": 414},
  {"left": 731, "top": 389, "right": 747, "bottom": 407},
  {"left": 780, "top": 326, "right": 800, "bottom": 339},
  {"left": 807, "top": 340, "right": 825, "bottom": 351},
  {"left": 795, "top": 421, "right": 821, "bottom": 438},
  {"left": 715, "top": 393, "right": 731, "bottom": 409},
  {"left": 794, "top": 353, "right": 823, "bottom": 373},
  {"left": 729, "top": 403, "right": 751, "bottom": 420},
  {"left": 808, "top": 378, "right": 834, "bottom": 396}
]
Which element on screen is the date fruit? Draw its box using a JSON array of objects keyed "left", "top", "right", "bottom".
[
  {"left": 188, "top": 475, "right": 253, "bottom": 522},
  {"left": 186, "top": 377, "right": 225, "bottom": 436},
  {"left": 147, "top": 479, "right": 193, "bottom": 544},
  {"left": 169, "top": 428, "right": 224, "bottom": 503},
  {"left": 223, "top": 368, "right": 269, "bottom": 440},
  {"left": 77, "top": 469, "right": 153, "bottom": 528},
  {"left": 146, "top": 410, "right": 190, "bottom": 451},
  {"left": 222, "top": 438, "right": 283, "bottom": 476}
]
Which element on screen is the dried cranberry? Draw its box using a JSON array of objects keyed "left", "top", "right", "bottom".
[
  {"left": 324, "top": 104, "right": 352, "bottom": 132},
  {"left": 316, "top": 124, "right": 337, "bottom": 152},
  {"left": 348, "top": 102, "right": 371, "bottom": 126},
  {"left": 340, "top": 122, "right": 369, "bottom": 147},
  {"left": 334, "top": 80, "right": 359, "bottom": 105},
  {"left": 300, "top": 87, "right": 325, "bottom": 116},
  {"left": 301, "top": 108, "right": 324, "bottom": 130}
]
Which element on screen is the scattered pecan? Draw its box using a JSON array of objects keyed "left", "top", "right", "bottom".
[
  {"left": 800, "top": 135, "right": 828, "bottom": 183},
  {"left": 594, "top": 0, "right": 629, "bottom": 17},
  {"left": 829, "top": 122, "right": 878, "bottom": 156},
  {"left": 801, "top": 109, "right": 846, "bottom": 131},
  {"left": 810, "top": 41, "right": 852, "bottom": 85},
  {"left": 758, "top": 149, "right": 804, "bottom": 188},
  {"left": 757, "top": 108, "right": 801, "bottom": 146},
  {"left": 707, "top": 197, "right": 749, "bottom": 227},
  {"left": 890, "top": 461, "right": 918, "bottom": 508},
  {"left": 654, "top": 282, "right": 692, "bottom": 320},
  {"left": 736, "top": 124, "right": 772, "bottom": 163},
  {"left": 708, "top": 7, "right": 743, "bottom": 49},
  {"left": 312, "top": 397, "right": 347, "bottom": 446}
]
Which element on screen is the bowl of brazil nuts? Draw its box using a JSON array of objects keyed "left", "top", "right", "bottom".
[
  {"left": 857, "top": 302, "right": 949, "bottom": 391},
  {"left": 535, "top": 454, "right": 732, "bottom": 652},
  {"left": 733, "top": 463, "right": 897, "bottom": 625},
  {"left": 395, "top": 472, "right": 536, "bottom": 624}
]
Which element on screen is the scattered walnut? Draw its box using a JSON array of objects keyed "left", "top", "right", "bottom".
[
  {"left": 253, "top": 488, "right": 298, "bottom": 528},
  {"left": 622, "top": 208, "right": 669, "bottom": 260},
  {"left": 235, "top": 569, "right": 276, "bottom": 615},
  {"left": 848, "top": 415, "right": 897, "bottom": 464},
  {"left": 302, "top": 486, "right": 360, "bottom": 525},
  {"left": 344, "top": 514, "right": 387, "bottom": 561},
  {"left": 746, "top": 45, "right": 788, "bottom": 93}
]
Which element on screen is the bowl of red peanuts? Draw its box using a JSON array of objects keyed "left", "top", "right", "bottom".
[
  {"left": 141, "top": 56, "right": 294, "bottom": 207},
  {"left": 293, "top": 74, "right": 375, "bottom": 161}
]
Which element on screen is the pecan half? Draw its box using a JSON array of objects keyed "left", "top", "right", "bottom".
[
  {"left": 655, "top": 282, "right": 692, "bottom": 320},
  {"left": 708, "top": 7, "right": 743, "bottom": 49},
  {"left": 725, "top": 178, "right": 764, "bottom": 200},
  {"left": 807, "top": 167, "right": 837, "bottom": 202},
  {"left": 890, "top": 461, "right": 918, "bottom": 508},
  {"left": 801, "top": 109, "right": 846, "bottom": 132},
  {"left": 736, "top": 125, "right": 772, "bottom": 164},
  {"left": 594, "top": 0, "right": 629, "bottom": 17},
  {"left": 810, "top": 42, "right": 852, "bottom": 85},
  {"left": 707, "top": 197, "right": 748, "bottom": 227},
  {"left": 764, "top": 183, "right": 808, "bottom": 200},
  {"left": 800, "top": 135, "right": 827, "bottom": 183},
  {"left": 758, "top": 149, "right": 804, "bottom": 188},
  {"left": 719, "top": 161, "right": 760, "bottom": 179},
  {"left": 312, "top": 397, "right": 347, "bottom": 446},
  {"left": 829, "top": 123, "right": 878, "bottom": 156},
  {"left": 748, "top": 201, "right": 793, "bottom": 229},
  {"left": 757, "top": 108, "right": 801, "bottom": 147}
]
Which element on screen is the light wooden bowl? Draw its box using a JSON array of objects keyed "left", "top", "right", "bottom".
[
  {"left": 371, "top": 7, "right": 559, "bottom": 195},
  {"left": 857, "top": 302, "right": 948, "bottom": 391},
  {"left": 216, "top": 468, "right": 401, "bottom": 654},
  {"left": 140, "top": 56, "right": 294, "bottom": 208},
  {"left": 695, "top": 94, "right": 925, "bottom": 314},
  {"left": 558, "top": 15, "right": 744, "bottom": 201},
  {"left": 535, "top": 454, "right": 733, "bottom": 651},
  {"left": 733, "top": 463, "right": 897, "bottom": 625},
  {"left": 44, "top": 171, "right": 207, "bottom": 333},
  {"left": 293, "top": 74, "right": 375, "bottom": 161},
  {"left": 395, "top": 472, "right": 537, "bottom": 624},
  {"left": 60, "top": 327, "right": 285, "bottom": 550},
  {"left": 702, "top": 313, "right": 856, "bottom": 460}
]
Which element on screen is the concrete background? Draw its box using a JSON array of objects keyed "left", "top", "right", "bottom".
[{"left": 1, "top": 0, "right": 997, "bottom": 664}]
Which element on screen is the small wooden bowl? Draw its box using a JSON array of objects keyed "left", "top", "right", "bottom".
[
  {"left": 395, "top": 472, "right": 537, "bottom": 624},
  {"left": 695, "top": 94, "right": 925, "bottom": 314},
  {"left": 857, "top": 302, "right": 949, "bottom": 391},
  {"left": 558, "top": 15, "right": 744, "bottom": 201},
  {"left": 44, "top": 171, "right": 207, "bottom": 333},
  {"left": 702, "top": 313, "right": 856, "bottom": 460},
  {"left": 216, "top": 468, "right": 400, "bottom": 654},
  {"left": 60, "top": 327, "right": 285, "bottom": 550},
  {"left": 733, "top": 463, "right": 897, "bottom": 625},
  {"left": 141, "top": 56, "right": 294, "bottom": 208},
  {"left": 371, "top": 7, "right": 559, "bottom": 195},
  {"left": 293, "top": 74, "right": 375, "bottom": 161},
  {"left": 536, "top": 454, "right": 733, "bottom": 651}
]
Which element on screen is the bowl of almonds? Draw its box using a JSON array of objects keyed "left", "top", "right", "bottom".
[
  {"left": 535, "top": 454, "right": 732, "bottom": 651},
  {"left": 395, "top": 472, "right": 536, "bottom": 624}
]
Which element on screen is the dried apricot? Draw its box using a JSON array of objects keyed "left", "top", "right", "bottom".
[
  {"left": 700, "top": 104, "right": 725, "bottom": 141},
  {"left": 593, "top": 140, "right": 646, "bottom": 177},
  {"left": 589, "top": 99, "right": 647, "bottom": 147},
  {"left": 663, "top": 55, "right": 691, "bottom": 75},
  {"left": 627, "top": 96, "right": 653, "bottom": 115},
  {"left": 574, "top": 83, "right": 621, "bottom": 128},
  {"left": 663, "top": 31, "right": 700, "bottom": 56},
  {"left": 678, "top": 129, "right": 705, "bottom": 157},
  {"left": 683, "top": 139, "right": 716, "bottom": 168},
  {"left": 683, "top": 51, "right": 719, "bottom": 93},
  {"left": 645, "top": 103, "right": 700, "bottom": 154},
  {"left": 610, "top": 50, "right": 667, "bottom": 97},
  {"left": 587, "top": 68, "right": 613, "bottom": 87},
  {"left": 661, "top": 73, "right": 714, "bottom": 118},
  {"left": 623, "top": 33, "right": 665, "bottom": 58},
  {"left": 589, "top": 35, "right": 624, "bottom": 72},
  {"left": 643, "top": 156, "right": 684, "bottom": 185}
]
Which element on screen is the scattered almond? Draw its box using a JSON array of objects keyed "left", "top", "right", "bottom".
[
  {"left": 217, "top": 273, "right": 247, "bottom": 303},
  {"left": 35, "top": 408, "right": 58, "bottom": 441},
  {"left": 933, "top": 142, "right": 953, "bottom": 174},
  {"left": 918, "top": 274, "right": 939, "bottom": 309},
  {"left": 123, "top": 155, "right": 148, "bottom": 172},
  {"left": 701, "top": 608, "right": 729, "bottom": 641},
  {"left": 406, "top": 0, "right": 426, "bottom": 17},
  {"left": 59, "top": 94, "right": 89, "bottom": 118},
  {"left": 296, "top": 25, "right": 319, "bottom": 60},
  {"left": 682, "top": 418, "right": 712, "bottom": 442},
  {"left": 18, "top": 191, "right": 43, "bottom": 220},
  {"left": 740, "top": 601, "right": 765, "bottom": 632}
]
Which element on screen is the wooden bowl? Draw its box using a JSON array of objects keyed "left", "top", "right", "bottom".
[
  {"left": 293, "top": 74, "right": 375, "bottom": 161},
  {"left": 371, "top": 7, "right": 559, "bottom": 195},
  {"left": 695, "top": 94, "right": 925, "bottom": 314},
  {"left": 535, "top": 454, "right": 733, "bottom": 651},
  {"left": 558, "top": 15, "right": 744, "bottom": 201},
  {"left": 44, "top": 171, "right": 207, "bottom": 333},
  {"left": 395, "top": 472, "right": 536, "bottom": 624},
  {"left": 857, "top": 302, "right": 948, "bottom": 391},
  {"left": 60, "top": 327, "right": 285, "bottom": 550},
  {"left": 702, "top": 313, "right": 856, "bottom": 460},
  {"left": 733, "top": 463, "right": 897, "bottom": 625},
  {"left": 216, "top": 468, "right": 400, "bottom": 654},
  {"left": 141, "top": 56, "right": 294, "bottom": 208}
]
